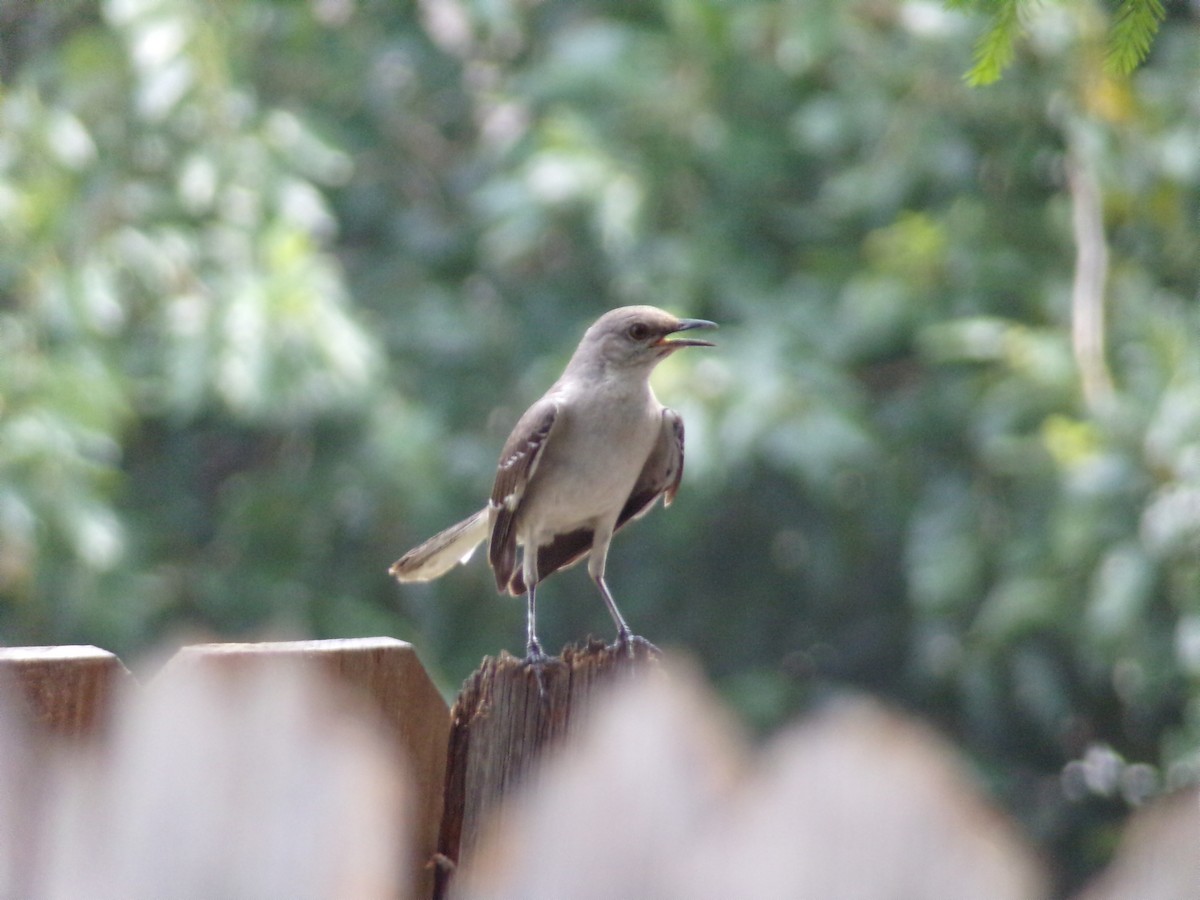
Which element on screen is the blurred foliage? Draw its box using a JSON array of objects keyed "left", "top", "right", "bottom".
[{"left": 1, "top": 0, "right": 1199, "bottom": 892}]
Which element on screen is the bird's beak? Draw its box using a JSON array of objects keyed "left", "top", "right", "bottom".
[{"left": 658, "top": 318, "right": 718, "bottom": 348}]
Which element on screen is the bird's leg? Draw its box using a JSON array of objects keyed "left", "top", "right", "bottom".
[
  {"left": 591, "top": 572, "right": 660, "bottom": 659},
  {"left": 525, "top": 582, "right": 546, "bottom": 662},
  {"left": 520, "top": 544, "right": 552, "bottom": 698},
  {"left": 592, "top": 573, "right": 630, "bottom": 641},
  {"left": 588, "top": 530, "right": 657, "bottom": 656},
  {"left": 523, "top": 582, "right": 553, "bottom": 698}
]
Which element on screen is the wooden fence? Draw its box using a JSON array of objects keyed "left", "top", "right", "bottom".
[{"left": 1, "top": 638, "right": 1196, "bottom": 899}]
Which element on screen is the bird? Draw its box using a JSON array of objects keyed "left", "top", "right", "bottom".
[{"left": 389, "top": 305, "right": 716, "bottom": 661}]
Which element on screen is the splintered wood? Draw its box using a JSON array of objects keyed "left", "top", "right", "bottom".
[{"left": 435, "top": 640, "right": 659, "bottom": 899}]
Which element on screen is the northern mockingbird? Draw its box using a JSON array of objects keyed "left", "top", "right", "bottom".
[{"left": 390, "top": 305, "right": 716, "bottom": 660}]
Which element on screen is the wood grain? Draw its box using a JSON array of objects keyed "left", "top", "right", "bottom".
[{"left": 434, "top": 639, "right": 659, "bottom": 899}]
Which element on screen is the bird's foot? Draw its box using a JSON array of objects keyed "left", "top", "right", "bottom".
[
  {"left": 522, "top": 639, "right": 553, "bottom": 697},
  {"left": 524, "top": 636, "right": 548, "bottom": 664},
  {"left": 612, "top": 629, "right": 661, "bottom": 660}
]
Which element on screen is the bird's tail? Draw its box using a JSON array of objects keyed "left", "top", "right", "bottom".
[{"left": 389, "top": 508, "right": 490, "bottom": 582}]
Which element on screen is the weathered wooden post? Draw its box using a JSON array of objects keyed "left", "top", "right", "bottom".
[{"left": 433, "top": 639, "right": 659, "bottom": 899}]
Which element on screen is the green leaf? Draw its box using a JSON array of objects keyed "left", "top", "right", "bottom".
[
  {"left": 1106, "top": 0, "right": 1166, "bottom": 76},
  {"left": 964, "top": 0, "right": 1022, "bottom": 86}
]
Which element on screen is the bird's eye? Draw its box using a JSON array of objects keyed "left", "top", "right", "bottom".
[{"left": 627, "top": 322, "right": 651, "bottom": 341}]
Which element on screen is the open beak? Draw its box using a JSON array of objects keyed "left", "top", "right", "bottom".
[{"left": 657, "top": 318, "right": 718, "bottom": 349}]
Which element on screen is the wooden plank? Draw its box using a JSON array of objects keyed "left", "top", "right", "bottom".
[
  {"left": 1075, "top": 787, "right": 1200, "bottom": 900},
  {"left": 434, "top": 639, "right": 659, "bottom": 899},
  {"left": 160, "top": 637, "right": 449, "bottom": 900},
  {"left": 0, "top": 645, "right": 132, "bottom": 739}
]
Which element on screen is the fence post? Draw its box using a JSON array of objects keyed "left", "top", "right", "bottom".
[{"left": 434, "top": 640, "right": 658, "bottom": 899}]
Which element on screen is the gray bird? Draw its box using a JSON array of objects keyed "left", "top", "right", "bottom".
[{"left": 389, "top": 305, "right": 716, "bottom": 660}]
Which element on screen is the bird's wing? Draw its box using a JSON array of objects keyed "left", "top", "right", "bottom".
[
  {"left": 505, "top": 408, "right": 685, "bottom": 595},
  {"left": 622, "top": 406, "right": 686, "bottom": 517},
  {"left": 488, "top": 398, "right": 560, "bottom": 591}
]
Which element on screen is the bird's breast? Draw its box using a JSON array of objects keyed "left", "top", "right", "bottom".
[{"left": 517, "top": 397, "right": 660, "bottom": 537}]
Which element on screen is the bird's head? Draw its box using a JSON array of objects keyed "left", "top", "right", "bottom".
[{"left": 573, "top": 306, "right": 717, "bottom": 375}]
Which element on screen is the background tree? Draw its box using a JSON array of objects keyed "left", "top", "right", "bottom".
[{"left": 1, "top": 0, "right": 1198, "bottom": 892}]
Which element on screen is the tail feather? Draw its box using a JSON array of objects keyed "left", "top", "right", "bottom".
[{"left": 389, "top": 508, "right": 490, "bottom": 582}]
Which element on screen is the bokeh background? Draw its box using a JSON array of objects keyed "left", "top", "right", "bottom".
[{"left": 2, "top": 0, "right": 1198, "bottom": 891}]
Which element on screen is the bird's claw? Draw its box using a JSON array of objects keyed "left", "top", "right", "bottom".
[
  {"left": 522, "top": 641, "right": 552, "bottom": 697},
  {"left": 524, "top": 638, "right": 548, "bottom": 664},
  {"left": 613, "top": 630, "right": 660, "bottom": 660}
]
